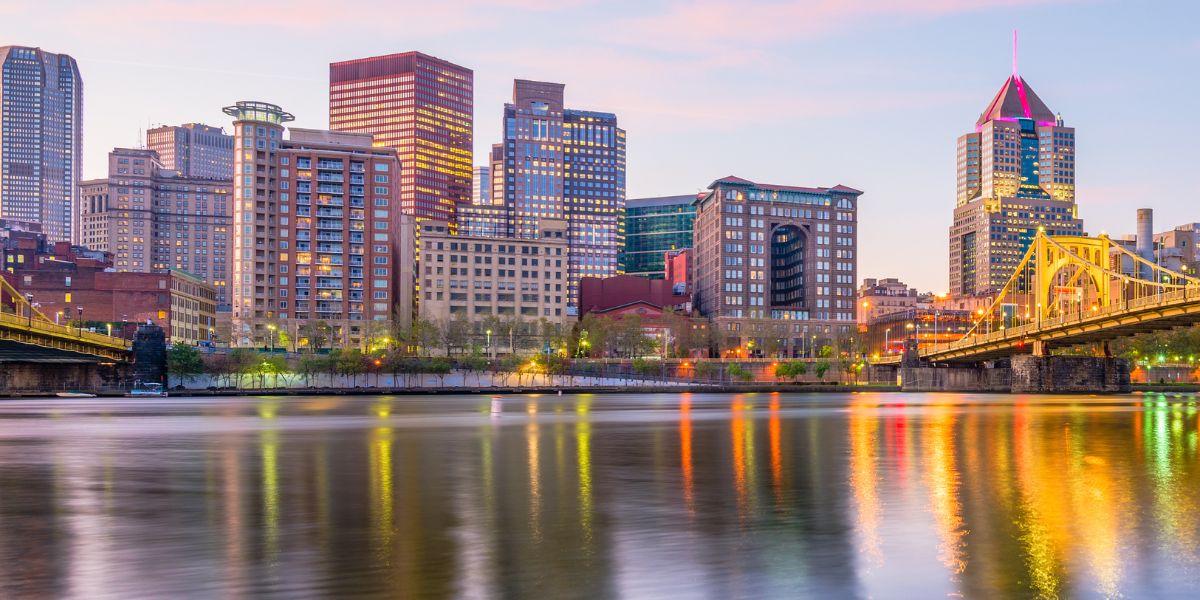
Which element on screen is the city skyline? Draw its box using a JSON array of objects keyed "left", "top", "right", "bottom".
[{"left": 2, "top": 1, "right": 1199, "bottom": 293}]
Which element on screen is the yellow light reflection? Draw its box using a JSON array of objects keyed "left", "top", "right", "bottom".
[
  {"left": 681, "top": 396, "right": 694, "bottom": 515},
  {"left": 922, "top": 408, "right": 967, "bottom": 588},
  {"left": 849, "top": 406, "right": 882, "bottom": 567}
]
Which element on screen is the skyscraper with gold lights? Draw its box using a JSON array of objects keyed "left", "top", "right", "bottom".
[
  {"left": 949, "top": 57, "right": 1084, "bottom": 297},
  {"left": 329, "top": 52, "right": 472, "bottom": 224}
]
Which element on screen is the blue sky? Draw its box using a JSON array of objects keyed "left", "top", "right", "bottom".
[{"left": 3, "top": 0, "right": 1197, "bottom": 293}]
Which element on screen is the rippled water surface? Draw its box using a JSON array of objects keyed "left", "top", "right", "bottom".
[{"left": 0, "top": 392, "right": 1198, "bottom": 599}]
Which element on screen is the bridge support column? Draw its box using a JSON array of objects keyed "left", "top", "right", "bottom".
[
  {"left": 1011, "top": 355, "right": 1130, "bottom": 394},
  {"left": 1031, "top": 339, "right": 1050, "bottom": 357}
]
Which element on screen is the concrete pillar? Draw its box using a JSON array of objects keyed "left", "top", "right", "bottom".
[{"left": 133, "top": 323, "right": 167, "bottom": 386}]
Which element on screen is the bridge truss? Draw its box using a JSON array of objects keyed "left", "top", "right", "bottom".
[{"left": 891, "top": 230, "right": 1200, "bottom": 364}]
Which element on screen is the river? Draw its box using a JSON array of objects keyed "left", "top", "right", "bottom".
[{"left": 0, "top": 392, "right": 1196, "bottom": 599}]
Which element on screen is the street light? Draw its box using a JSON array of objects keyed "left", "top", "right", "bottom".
[
  {"left": 76, "top": 306, "right": 83, "bottom": 337},
  {"left": 267, "top": 324, "right": 276, "bottom": 354},
  {"left": 25, "top": 293, "right": 32, "bottom": 328},
  {"left": 486, "top": 329, "right": 492, "bottom": 358}
]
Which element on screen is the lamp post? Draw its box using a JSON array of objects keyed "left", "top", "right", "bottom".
[
  {"left": 885, "top": 328, "right": 890, "bottom": 355},
  {"left": 76, "top": 306, "right": 83, "bottom": 337},
  {"left": 267, "top": 324, "right": 276, "bottom": 354},
  {"left": 107, "top": 323, "right": 112, "bottom": 337},
  {"left": 486, "top": 329, "right": 492, "bottom": 358},
  {"left": 122, "top": 316, "right": 128, "bottom": 344},
  {"left": 934, "top": 311, "right": 939, "bottom": 352},
  {"left": 25, "top": 293, "right": 32, "bottom": 328}
]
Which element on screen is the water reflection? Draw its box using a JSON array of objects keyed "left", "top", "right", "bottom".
[{"left": 0, "top": 393, "right": 1198, "bottom": 598}]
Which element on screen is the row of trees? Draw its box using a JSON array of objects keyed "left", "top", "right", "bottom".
[{"left": 166, "top": 342, "right": 869, "bottom": 389}]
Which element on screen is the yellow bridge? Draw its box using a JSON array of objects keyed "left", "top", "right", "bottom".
[
  {"left": 876, "top": 230, "right": 1200, "bottom": 365},
  {"left": 0, "top": 277, "right": 131, "bottom": 362}
]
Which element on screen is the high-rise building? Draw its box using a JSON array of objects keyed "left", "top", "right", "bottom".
[
  {"left": 329, "top": 52, "right": 472, "bottom": 223},
  {"left": 223, "top": 101, "right": 411, "bottom": 348},
  {"left": 76, "top": 148, "right": 234, "bottom": 306},
  {"left": 0, "top": 46, "right": 82, "bottom": 244},
  {"left": 459, "top": 79, "right": 626, "bottom": 311},
  {"left": 472, "top": 166, "right": 490, "bottom": 205},
  {"left": 625, "top": 194, "right": 697, "bottom": 278},
  {"left": 147, "top": 123, "right": 235, "bottom": 179},
  {"left": 949, "top": 59, "right": 1084, "bottom": 297},
  {"left": 692, "top": 176, "right": 862, "bottom": 357}
]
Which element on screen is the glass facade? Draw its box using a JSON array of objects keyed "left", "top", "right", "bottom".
[
  {"left": 329, "top": 52, "right": 472, "bottom": 224},
  {"left": 624, "top": 195, "right": 695, "bottom": 278},
  {"left": 0, "top": 46, "right": 82, "bottom": 244}
]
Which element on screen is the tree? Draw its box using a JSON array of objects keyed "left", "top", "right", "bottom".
[
  {"left": 335, "top": 349, "right": 367, "bottom": 386},
  {"left": 204, "top": 352, "right": 232, "bottom": 388},
  {"left": 818, "top": 344, "right": 833, "bottom": 358},
  {"left": 299, "top": 320, "right": 331, "bottom": 353},
  {"left": 442, "top": 312, "right": 472, "bottom": 356},
  {"left": 228, "top": 348, "right": 259, "bottom": 388},
  {"left": 258, "top": 355, "right": 289, "bottom": 388},
  {"left": 411, "top": 317, "right": 441, "bottom": 357},
  {"left": 461, "top": 355, "right": 489, "bottom": 387},
  {"left": 422, "top": 358, "right": 453, "bottom": 386},
  {"left": 166, "top": 342, "right": 204, "bottom": 388},
  {"left": 727, "top": 363, "right": 754, "bottom": 383},
  {"left": 297, "top": 355, "right": 327, "bottom": 387},
  {"left": 212, "top": 319, "right": 234, "bottom": 347},
  {"left": 693, "top": 360, "right": 716, "bottom": 382},
  {"left": 815, "top": 360, "right": 831, "bottom": 381}
]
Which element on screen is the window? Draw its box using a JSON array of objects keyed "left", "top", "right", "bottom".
[
  {"left": 374, "top": 175, "right": 389, "bottom": 183},
  {"left": 374, "top": 163, "right": 388, "bottom": 172},
  {"left": 64, "top": 276, "right": 71, "bottom": 287}
]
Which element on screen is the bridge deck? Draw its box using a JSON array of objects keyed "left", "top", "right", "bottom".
[
  {"left": 0, "top": 311, "right": 131, "bottom": 361},
  {"left": 874, "top": 286, "right": 1200, "bottom": 365}
]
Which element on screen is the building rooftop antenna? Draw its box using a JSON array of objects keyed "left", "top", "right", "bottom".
[{"left": 1012, "top": 29, "right": 1018, "bottom": 79}]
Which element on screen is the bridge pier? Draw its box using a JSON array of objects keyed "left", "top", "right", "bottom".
[{"left": 1011, "top": 355, "right": 1130, "bottom": 394}]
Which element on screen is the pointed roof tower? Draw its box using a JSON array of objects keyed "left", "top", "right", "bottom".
[{"left": 976, "top": 31, "right": 1056, "bottom": 127}]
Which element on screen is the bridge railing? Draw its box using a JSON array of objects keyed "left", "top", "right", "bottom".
[
  {"left": 930, "top": 284, "right": 1200, "bottom": 356},
  {"left": 0, "top": 310, "right": 129, "bottom": 349}
]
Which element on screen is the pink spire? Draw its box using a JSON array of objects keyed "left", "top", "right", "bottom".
[
  {"left": 1012, "top": 30, "right": 1032, "bottom": 118},
  {"left": 1013, "top": 30, "right": 1018, "bottom": 78}
]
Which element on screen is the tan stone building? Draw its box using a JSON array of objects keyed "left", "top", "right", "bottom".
[{"left": 417, "top": 218, "right": 570, "bottom": 335}]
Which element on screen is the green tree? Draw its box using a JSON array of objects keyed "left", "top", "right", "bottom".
[
  {"left": 727, "top": 363, "right": 754, "bottom": 383},
  {"left": 815, "top": 360, "right": 831, "bottom": 380},
  {"left": 693, "top": 360, "right": 716, "bottom": 382},
  {"left": 818, "top": 345, "right": 833, "bottom": 358},
  {"left": 297, "top": 355, "right": 327, "bottom": 387},
  {"left": 411, "top": 317, "right": 441, "bottom": 356},
  {"left": 166, "top": 342, "right": 204, "bottom": 388},
  {"left": 258, "top": 354, "right": 289, "bottom": 388},
  {"left": 335, "top": 349, "right": 367, "bottom": 386},
  {"left": 228, "top": 347, "right": 259, "bottom": 388}
]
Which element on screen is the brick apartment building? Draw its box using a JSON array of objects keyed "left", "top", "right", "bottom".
[
  {"left": 16, "top": 251, "right": 216, "bottom": 344},
  {"left": 693, "top": 176, "right": 862, "bottom": 357},
  {"left": 222, "top": 102, "right": 412, "bottom": 349}
]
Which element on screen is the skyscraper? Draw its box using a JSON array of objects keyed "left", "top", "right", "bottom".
[
  {"left": 329, "top": 52, "right": 472, "bottom": 223},
  {"left": 0, "top": 46, "right": 82, "bottom": 244},
  {"left": 472, "top": 166, "right": 490, "bottom": 204},
  {"left": 949, "top": 53, "right": 1084, "bottom": 297},
  {"left": 460, "top": 79, "right": 626, "bottom": 309},
  {"left": 147, "top": 123, "right": 235, "bottom": 179}
]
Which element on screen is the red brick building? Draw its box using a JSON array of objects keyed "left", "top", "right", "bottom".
[{"left": 17, "top": 260, "right": 217, "bottom": 344}]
